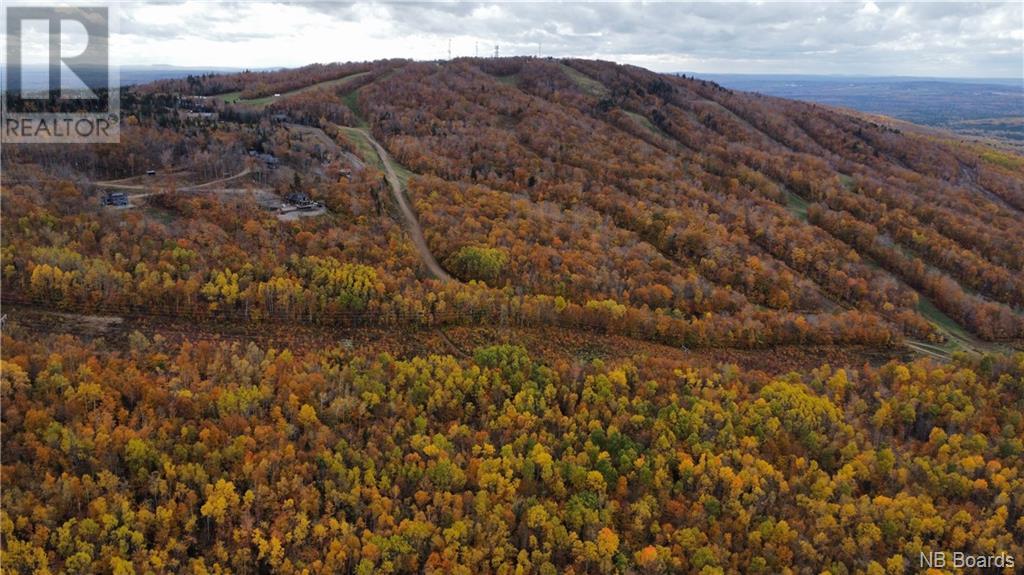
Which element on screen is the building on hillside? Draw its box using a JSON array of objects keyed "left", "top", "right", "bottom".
[
  {"left": 181, "top": 110, "right": 219, "bottom": 122},
  {"left": 103, "top": 191, "right": 129, "bottom": 207},
  {"left": 282, "top": 191, "right": 323, "bottom": 211},
  {"left": 285, "top": 191, "right": 311, "bottom": 204},
  {"left": 253, "top": 153, "right": 279, "bottom": 170}
]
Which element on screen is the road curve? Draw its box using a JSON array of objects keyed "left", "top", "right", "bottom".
[
  {"left": 180, "top": 168, "right": 252, "bottom": 191},
  {"left": 95, "top": 168, "right": 252, "bottom": 194},
  {"left": 356, "top": 128, "right": 453, "bottom": 282}
]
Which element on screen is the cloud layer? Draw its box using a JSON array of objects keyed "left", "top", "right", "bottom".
[{"left": 106, "top": 1, "right": 1023, "bottom": 77}]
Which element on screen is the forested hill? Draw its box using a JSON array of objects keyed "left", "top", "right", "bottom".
[
  {"left": 167, "top": 56, "right": 1024, "bottom": 346},
  {"left": 3, "top": 57, "right": 1024, "bottom": 574},
  {"left": 7, "top": 57, "right": 1024, "bottom": 353}
]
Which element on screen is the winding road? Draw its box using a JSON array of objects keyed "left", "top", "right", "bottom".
[
  {"left": 96, "top": 168, "right": 254, "bottom": 195},
  {"left": 355, "top": 128, "right": 453, "bottom": 282},
  {"left": 96, "top": 131, "right": 452, "bottom": 283},
  {"left": 180, "top": 168, "right": 252, "bottom": 191}
]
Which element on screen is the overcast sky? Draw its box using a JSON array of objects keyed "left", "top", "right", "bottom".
[{"left": 17, "top": 1, "right": 1024, "bottom": 78}]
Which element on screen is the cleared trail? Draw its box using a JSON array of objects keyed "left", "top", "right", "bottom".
[
  {"left": 95, "top": 168, "right": 254, "bottom": 194},
  {"left": 353, "top": 127, "right": 453, "bottom": 282},
  {"left": 180, "top": 168, "right": 252, "bottom": 191}
]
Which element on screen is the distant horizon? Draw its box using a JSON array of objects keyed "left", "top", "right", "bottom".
[
  {"left": 680, "top": 71, "right": 1023, "bottom": 83},
  {"left": 126, "top": 63, "right": 1024, "bottom": 83}
]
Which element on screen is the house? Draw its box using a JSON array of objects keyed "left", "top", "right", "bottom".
[
  {"left": 255, "top": 153, "right": 279, "bottom": 170},
  {"left": 181, "top": 110, "right": 219, "bottom": 122},
  {"left": 283, "top": 191, "right": 322, "bottom": 211},
  {"left": 103, "top": 191, "right": 129, "bottom": 207},
  {"left": 285, "top": 191, "right": 312, "bottom": 205}
]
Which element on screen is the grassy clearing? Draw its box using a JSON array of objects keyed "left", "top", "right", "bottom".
[
  {"left": 559, "top": 64, "right": 609, "bottom": 98},
  {"left": 391, "top": 161, "right": 415, "bottom": 187},
  {"left": 623, "top": 110, "right": 665, "bottom": 139},
  {"left": 916, "top": 297, "right": 971, "bottom": 344},
  {"left": 624, "top": 110, "right": 656, "bottom": 132},
  {"left": 783, "top": 189, "right": 809, "bottom": 221},
  {"left": 238, "top": 95, "right": 277, "bottom": 107},
  {"left": 220, "top": 72, "right": 372, "bottom": 109},
  {"left": 336, "top": 126, "right": 384, "bottom": 171},
  {"left": 335, "top": 125, "right": 416, "bottom": 187},
  {"left": 495, "top": 74, "right": 520, "bottom": 86},
  {"left": 892, "top": 241, "right": 1009, "bottom": 353},
  {"left": 911, "top": 295, "right": 1015, "bottom": 357},
  {"left": 340, "top": 90, "right": 368, "bottom": 127},
  {"left": 216, "top": 91, "right": 242, "bottom": 103},
  {"left": 981, "top": 149, "right": 1024, "bottom": 170},
  {"left": 838, "top": 173, "right": 855, "bottom": 190},
  {"left": 857, "top": 245, "right": 1006, "bottom": 358}
]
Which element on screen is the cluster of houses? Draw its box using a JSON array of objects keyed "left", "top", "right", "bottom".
[
  {"left": 176, "top": 95, "right": 219, "bottom": 123},
  {"left": 98, "top": 136, "right": 344, "bottom": 217}
]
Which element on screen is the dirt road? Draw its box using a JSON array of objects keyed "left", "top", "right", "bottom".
[
  {"left": 95, "top": 169, "right": 259, "bottom": 203},
  {"left": 355, "top": 128, "right": 453, "bottom": 282},
  {"left": 180, "top": 168, "right": 252, "bottom": 191}
]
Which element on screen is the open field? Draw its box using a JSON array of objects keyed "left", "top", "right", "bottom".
[
  {"left": 559, "top": 62, "right": 609, "bottom": 97},
  {"left": 215, "top": 71, "right": 371, "bottom": 108}
]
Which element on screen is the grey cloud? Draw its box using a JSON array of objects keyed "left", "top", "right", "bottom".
[
  {"left": 378, "top": 2, "right": 1015, "bottom": 56},
  {"left": 115, "top": 1, "right": 1024, "bottom": 77}
]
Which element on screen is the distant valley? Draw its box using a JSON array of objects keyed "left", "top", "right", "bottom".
[{"left": 691, "top": 73, "right": 1024, "bottom": 148}]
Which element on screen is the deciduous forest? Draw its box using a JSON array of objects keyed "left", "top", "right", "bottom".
[{"left": 2, "top": 56, "right": 1022, "bottom": 573}]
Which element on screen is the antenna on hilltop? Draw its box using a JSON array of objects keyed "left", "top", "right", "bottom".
[
  {"left": 448, "top": 38, "right": 452, "bottom": 60},
  {"left": 494, "top": 44, "right": 499, "bottom": 58},
  {"left": 475, "top": 42, "right": 479, "bottom": 58}
]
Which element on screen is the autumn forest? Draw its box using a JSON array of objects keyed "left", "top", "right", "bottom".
[{"left": 2, "top": 57, "right": 1023, "bottom": 574}]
